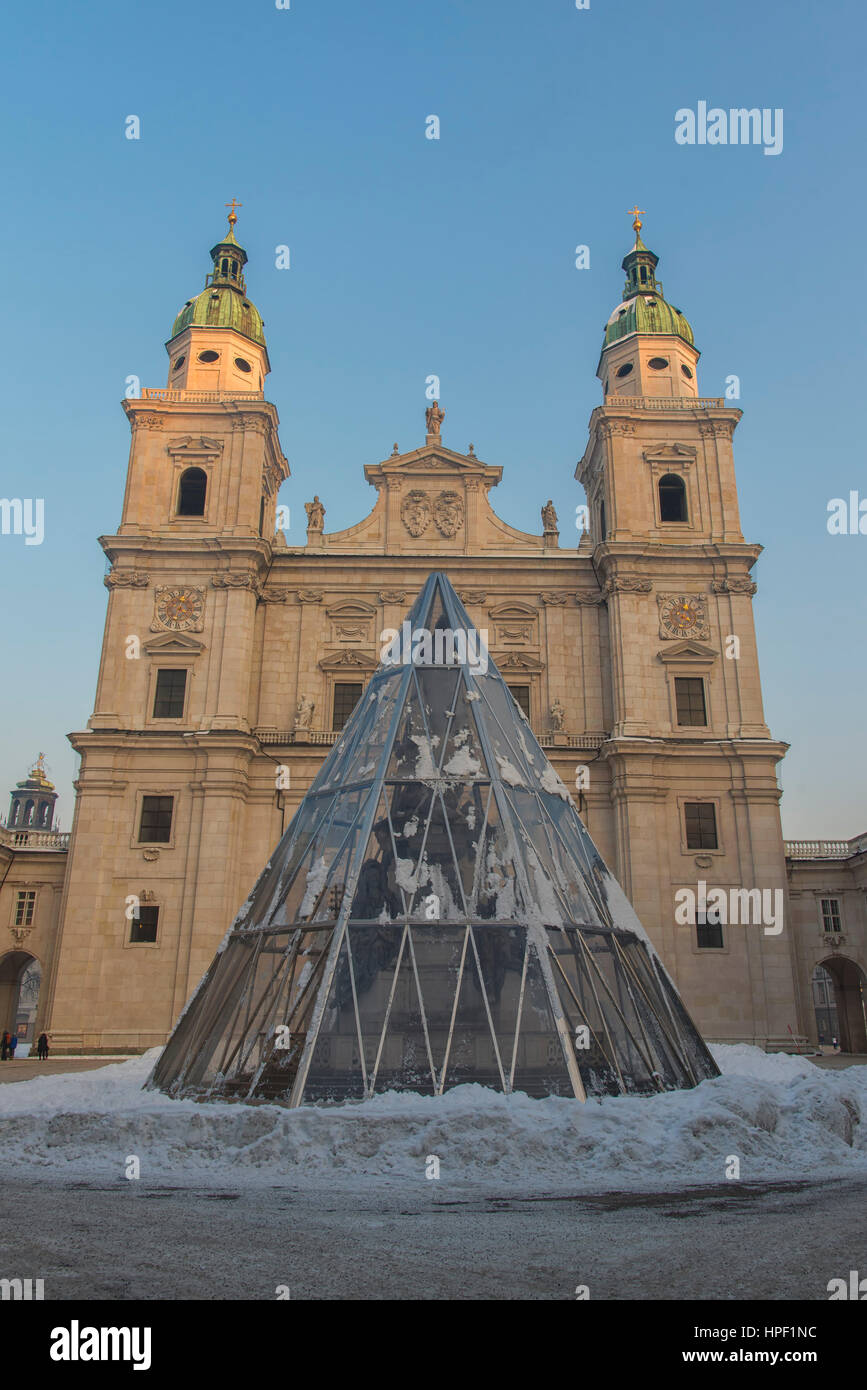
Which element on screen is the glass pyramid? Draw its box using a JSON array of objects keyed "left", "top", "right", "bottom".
[{"left": 149, "top": 573, "right": 719, "bottom": 1105}]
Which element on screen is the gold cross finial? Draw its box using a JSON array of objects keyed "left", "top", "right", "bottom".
[
  {"left": 627, "top": 205, "right": 646, "bottom": 236},
  {"left": 225, "top": 198, "right": 243, "bottom": 229}
]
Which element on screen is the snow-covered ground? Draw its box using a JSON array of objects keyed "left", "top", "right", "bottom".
[{"left": 1, "top": 1044, "right": 864, "bottom": 1194}]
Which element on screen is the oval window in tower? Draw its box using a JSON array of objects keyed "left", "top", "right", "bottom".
[
  {"left": 234, "top": 357, "right": 252, "bottom": 373},
  {"left": 681, "top": 364, "right": 694, "bottom": 380},
  {"left": 172, "top": 356, "right": 186, "bottom": 372},
  {"left": 197, "top": 350, "right": 219, "bottom": 363},
  {"left": 648, "top": 357, "right": 669, "bottom": 370},
  {"left": 616, "top": 362, "right": 634, "bottom": 379}
]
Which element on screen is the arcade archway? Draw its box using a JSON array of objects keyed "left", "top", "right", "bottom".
[
  {"left": 813, "top": 957, "right": 867, "bottom": 1053},
  {"left": 0, "top": 952, "right": 41, "bottom": 1047}
]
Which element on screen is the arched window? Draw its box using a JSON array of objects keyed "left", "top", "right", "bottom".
[
  {"left": 177, "top": 467, "right": 207, "bottom": 517},
  {"left": 220, "top": 257, "right": 228, "bottom": 275},
  {"left": 658, "top": 473, "right": 687, "bottom": 523},
  {"left": 599, "top": 500, "right": 607, "bottom": 541},
  {"left": 23, "top": 800, "right": 34, "bottom": 826},
  {"left": 10, "top": 799, "right": 20, "bottom": 826}
]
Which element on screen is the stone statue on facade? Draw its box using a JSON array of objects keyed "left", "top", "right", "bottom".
[
  {"left": 294, "top": 694, "right": 314, "bottom": 732},
  {"left": 304, "top": 496, "right": 325, "bottom": 532},
  {"left": 550, "top": 698, "right": 565, "bottom": 731},
  {"left": 425, "top": 400, "right": 445, "bottom": 437},
  {"left": 542, "top": 499, "right": 558, "bottom": 533}
]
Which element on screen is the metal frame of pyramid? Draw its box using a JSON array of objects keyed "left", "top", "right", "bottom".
[{"left": 149, "top": 573, "right": 719, "bottom": 1105}]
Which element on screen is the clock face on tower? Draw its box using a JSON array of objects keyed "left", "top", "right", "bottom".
[
  {"left": 153, "top": 586, "right": 205, "bottom": 632},
  {"left": 658, "top": 593, "right": 708, "bottom": 639}
]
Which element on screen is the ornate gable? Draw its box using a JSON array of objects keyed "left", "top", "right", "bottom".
[
  {"left": 287, "top": 408, "right": 570, "bottom": 556},
  {"left": 318, "top": 649, "right": 379, "bottom": 672}
]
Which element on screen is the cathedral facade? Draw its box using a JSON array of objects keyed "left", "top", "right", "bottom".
[{"left": 5, "top": 211, "right": 863, "bottom": 1055}]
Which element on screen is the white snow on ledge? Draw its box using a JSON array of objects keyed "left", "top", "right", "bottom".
[{"left": 0, "top": 1046, "right": 864, "bottom": 1194}]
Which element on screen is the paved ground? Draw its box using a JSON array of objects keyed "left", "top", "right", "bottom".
[
  {"left": 810, "top": 1052, "right": 867, "bottom": 1070},
  {"left": 0, "top": 1057, "right": 131, "bottom": 1083},
  {"left": 1, "top": 1172, "right": 864, "bottom": 1300}
]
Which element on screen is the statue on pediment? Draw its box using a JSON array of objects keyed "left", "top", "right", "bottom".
[
  {"left": 304, "top": 496, "right": 325, "bottom": 532},
  {"left": 425, "top": 400, "right": 445, "bottom": 437},
  {"left": 542, "top": 499, "right": 558, "bottom": 533}
]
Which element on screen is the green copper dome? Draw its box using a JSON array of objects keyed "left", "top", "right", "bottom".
[
  {"left": 603, "top": 228, "right": 694, "bottom": 349},
  {"left": 169, "top": 216, "right": 266, "bottom": 348}
]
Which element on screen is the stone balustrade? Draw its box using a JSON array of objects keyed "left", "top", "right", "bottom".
[
  {"left": 256, "top": 728, "right": 606, "bottom": 751},
  {"left": 255, "top": 729, "right": 339, "bottom": 746},
  {"left": 784, "top": 839, "right": 860, "bottom": 860},
  {"left": 0, "top": 826, "right": 70, "bottom": 850},
  {"left": 603, "top": 395, "right": 726, "bottom": 410},
  {"left": 139, "top": 388, "right": 264, "bottom": 402}
]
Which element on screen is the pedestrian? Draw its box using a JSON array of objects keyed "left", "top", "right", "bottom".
[
  {"left": 8, "top": 1033, "right": 18, "bottom": 1059},
  {"left": 832, "top": 1035, "right": 839, "bottom": 1051},
  {"left": 0, "top": 1031, "right": 7, "bottom": 1061},
  {"left": 37, "top": 1032, "right": 49, "bottom": 1061}
]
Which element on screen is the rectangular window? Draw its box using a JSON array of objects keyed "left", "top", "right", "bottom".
[
  {"left": 153, "top": 668, "right": 187, "bottom": 719},
  {"left": 674, "top": 677, "right": 707, "bottom": 727},
  {"left": 507, "top": 685, "right": 531, "bottom": 720},
  {"left": 696, "top": 913, "right": 724, "bottom": 949},
  {"left": 130, "top": 904, "right": 159, "bottom": 944},
  {"left": 684, "top": 802, "right": 718, "bottom": 850},
  {"left": 821, "top": 898, "right": 842, "bottom": 932},
  {"left": 332, "top": 682, "right": 363, "bottom": 731},
  {"left": 14, "top": 891, "right": 36, "bottom": 927},
  {"left": 138, "top": 795, "right": 174, "bottom": 844}
]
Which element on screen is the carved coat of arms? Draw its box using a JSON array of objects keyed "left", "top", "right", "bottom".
[
  {"left": 401, "top": 490, "right": 431, "bottom": 538},
  {"left": 434, "top": 490, "right": 464, "bottom": 538}
]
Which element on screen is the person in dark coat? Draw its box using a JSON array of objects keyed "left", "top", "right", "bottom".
[
  {"left": 0, "top": 1031, "right": 10, "bottom": 1061},
  {"left": 37, "top": 1032, "right": 49, "bottom": 1061},
  {"left": 8, "top": 1033, "right": 18, "bottom": 1059}
]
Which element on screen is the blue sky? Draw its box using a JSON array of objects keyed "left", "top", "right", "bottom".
[{"left": 1, "top": 0, "right": 864, "bottom": 836}]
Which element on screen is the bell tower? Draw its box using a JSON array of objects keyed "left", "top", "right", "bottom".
[
  {"left": 7, "top": 754, "right": 58, "bottom": 831},
  {"left": 115, "top": 207, "right": 287, "bottom": 543},
  {"left": 598, "top": 208, "right": 700, "bottom": 402},
  {"left": 576, "top": 213, "right": 799, "bottom": 1050},
  {"left": 43, "top": 209, "right": 290, "bottom": 1054},
  {"left": 166, "top": 201, "right": 270, "bottom": 395}
]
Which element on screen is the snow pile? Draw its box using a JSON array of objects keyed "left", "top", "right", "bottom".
[
  {"left": 709, "top": 1042, "right": 816, "bottom": 1082},
  {"left": 0, "top": 1046, "right": 864, "bottom": 1193}
]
